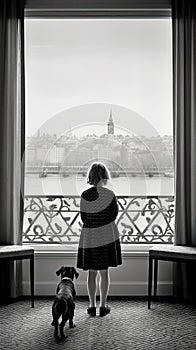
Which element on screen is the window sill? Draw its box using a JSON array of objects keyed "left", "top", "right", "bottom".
[{"left": 23, "top": 243, "right": 173, "bottom": 258}]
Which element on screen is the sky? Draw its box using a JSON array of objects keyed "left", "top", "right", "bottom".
[{"left": 25, "top": 18, "right": 172, "bottom": 138}]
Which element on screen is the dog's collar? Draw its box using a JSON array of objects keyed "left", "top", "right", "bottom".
[{"left": 61, "top": 277, "right": 73, "bottom": 282}]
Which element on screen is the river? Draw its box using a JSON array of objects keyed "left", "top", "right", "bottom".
[{"left": 25, "top": 174, "right": 174, "bottom": 196}]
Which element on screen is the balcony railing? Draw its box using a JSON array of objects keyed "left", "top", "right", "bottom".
[{"left": 23, "top": 195, "right": 174, "bottom": 244}]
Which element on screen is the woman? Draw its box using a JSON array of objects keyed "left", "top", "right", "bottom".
[{"left": 77, "top": 162, "right": 122, "bottom": 317}]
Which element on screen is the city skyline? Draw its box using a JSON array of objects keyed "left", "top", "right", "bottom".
[
  {"left": 26, "top": 112, "right": 173, "bottom": 174},
  {"left": 26, "top": 113, "right": 173, "bottom": 151}
]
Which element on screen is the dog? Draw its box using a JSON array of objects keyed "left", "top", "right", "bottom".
[{"left": 51, "top": 266, "right": 79, "bottom": 339}]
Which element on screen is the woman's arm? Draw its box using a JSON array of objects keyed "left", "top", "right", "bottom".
[{"left": 110, "top": 194, "right": 119, "bottom": 221}]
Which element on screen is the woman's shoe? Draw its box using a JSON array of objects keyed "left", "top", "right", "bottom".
[
  {"left": 99, "top": 306, "right": 111, "bottom": 317},
  {"left": 87, "top": 306, "right": 96, "bottom": 317}
]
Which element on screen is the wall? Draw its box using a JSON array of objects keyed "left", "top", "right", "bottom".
[{"left": 22, "top": 244, "right": 173, "bottom": 296}]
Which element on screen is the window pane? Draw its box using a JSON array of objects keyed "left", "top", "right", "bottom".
[{"left": 25, "top": 18, "right": 173, "bottom": 197}]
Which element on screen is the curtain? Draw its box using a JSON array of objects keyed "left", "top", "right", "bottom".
[
  {"left": 172, "top": 0, "right": 196, "bottom": 302},
  {"left": 0, "top": 0, "right": 25, "bottom": 299}
]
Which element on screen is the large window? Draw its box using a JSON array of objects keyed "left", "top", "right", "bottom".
[{"left": 24, "top": 18, "right": 174, "bottom": 245}]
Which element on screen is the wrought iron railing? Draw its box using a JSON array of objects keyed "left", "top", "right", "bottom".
[{"left": 23, "top": 195, "right": 174, "bottom": 244}]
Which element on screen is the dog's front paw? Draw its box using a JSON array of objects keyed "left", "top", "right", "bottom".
[{"left": 54, "top": 332, "right": 59, "bottom": 339}]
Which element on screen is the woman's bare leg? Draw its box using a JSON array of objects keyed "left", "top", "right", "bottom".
[
  {"left": 87, "top": 269, "right": 98, "bottom": 307},
  {"left": 99, "top": 269, "right": 110, "bottom": 307}
]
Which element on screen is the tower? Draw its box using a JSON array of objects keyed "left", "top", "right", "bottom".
[{"left": 107, "top": 109, "right": 114, "bottom": 135}]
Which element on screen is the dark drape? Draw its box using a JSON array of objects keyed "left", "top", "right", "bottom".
[
  {"left": 172, "top": 0, "right": 196, "bottom": 301},
  {"left": 0, "top": 0, "right": 25, "bottom": 299}
]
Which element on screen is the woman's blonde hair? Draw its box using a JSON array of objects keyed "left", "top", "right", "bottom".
[{"left": 87, "top": 162, "right": 110, "bottom": 186}]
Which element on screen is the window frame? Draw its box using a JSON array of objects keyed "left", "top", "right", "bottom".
[
  {"left": 25, "top": 0, "right": 171, "bottom": 18},
  {"left": 24, "top": 0, "right": 173, "bottom": 252}
]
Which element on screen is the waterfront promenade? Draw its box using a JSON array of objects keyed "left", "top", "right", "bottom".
[{"left": 26, "top": 165, "right": 174, "bottom": 178}]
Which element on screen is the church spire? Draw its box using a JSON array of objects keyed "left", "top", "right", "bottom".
[{"left": 108, "top": 109, "right": 114, "bottom": 135}]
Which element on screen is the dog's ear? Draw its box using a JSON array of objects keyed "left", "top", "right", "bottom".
[
  {"left": 72, "top": 267, "right": 79, "bottom": 279},
  {"left": 56, "top": 266, "right": 64, "bottom": 276}
]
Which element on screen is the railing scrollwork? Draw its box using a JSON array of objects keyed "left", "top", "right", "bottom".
[{"left": 23, "top": 195, "right": 174, "bottom": 244}]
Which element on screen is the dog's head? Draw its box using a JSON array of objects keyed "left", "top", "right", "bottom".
[{"left": 56, "top": 266, "right": 79, "bottom": 280}]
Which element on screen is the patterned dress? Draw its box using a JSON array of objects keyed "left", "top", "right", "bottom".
[{"left": 77, "top": 186, "right": 122, "bottom": 270}]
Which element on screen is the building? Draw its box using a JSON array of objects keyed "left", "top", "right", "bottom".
[{"left": 107, "top": 109, "right": 114, "bottom": 135}]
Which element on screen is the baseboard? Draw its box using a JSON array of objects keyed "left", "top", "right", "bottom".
[{"left": 22, "top": 280, "right": 172, "bottom": 296}]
